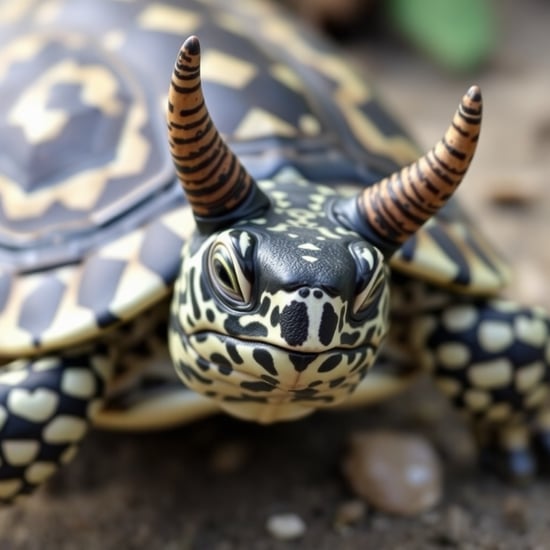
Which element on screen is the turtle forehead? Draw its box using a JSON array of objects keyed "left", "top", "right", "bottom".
[{"left": 239, "top": 177, "right": 369, "bottom": 291}]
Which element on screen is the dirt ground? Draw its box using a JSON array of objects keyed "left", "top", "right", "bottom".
[{"left": 1, "top": 0, "right": 550, "bottom": 548}]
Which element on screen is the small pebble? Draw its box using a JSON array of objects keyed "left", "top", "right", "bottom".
[
  {"left": 342, "top": 430, "right": 442, "bottom": 516},
  {"left": 265, "top": 513, "right": 306, "bottom": 541}
]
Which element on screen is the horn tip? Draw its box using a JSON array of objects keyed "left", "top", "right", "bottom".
[
  {"left": 183, "top": 35, "right": 201, "bottom": 56},
  {"left": 465, "top": 84, "right": 482, "bottom": 104}
]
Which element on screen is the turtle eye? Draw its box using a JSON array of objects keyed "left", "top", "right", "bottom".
[
  {"left": 208, "top": 241, "right": 252, "bottom": 306},
  {"left": 353, "top": 266, "right": 386, "bottom": 315}
]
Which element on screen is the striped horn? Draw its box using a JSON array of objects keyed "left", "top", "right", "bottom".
[
  {"left": 356, "top": 85, "right": 482, "bottom": 254},
  {"left": 167, "top": 36, "right": 268, "bottom": 232}
]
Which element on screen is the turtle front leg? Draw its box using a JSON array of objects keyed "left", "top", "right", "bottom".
[
  {"left": 405, "top": 297, "right": 550, "bottom": 482},
  {"left": 0, "top": 345, "right": 112, "bottom": 503}
]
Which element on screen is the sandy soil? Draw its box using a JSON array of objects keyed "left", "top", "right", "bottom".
[{"left": 1, "top": 0, "right": 549, "bottom": 548}]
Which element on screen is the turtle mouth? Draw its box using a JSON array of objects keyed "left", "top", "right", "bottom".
[{"left": 184, "top": 330, "right": 378, "bottom": 394}]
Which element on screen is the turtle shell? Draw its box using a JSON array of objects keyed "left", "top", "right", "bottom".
[{"left": 0, "top": 0, "right": 509, "bottom": 357}]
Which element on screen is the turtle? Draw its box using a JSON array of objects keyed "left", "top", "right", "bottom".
[{"left": 0, "top": 0, "right": 549, "bottom": 505}]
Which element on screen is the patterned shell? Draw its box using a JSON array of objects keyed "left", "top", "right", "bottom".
[{"left": 0, "top": 0, "right": 509, "bottom": 356}]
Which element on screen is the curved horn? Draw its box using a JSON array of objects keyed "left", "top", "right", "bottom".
[
  {"left": 354, "top": 85, "right": 482, "bottom": 254},
  {"left": 167, "top": 36, "right": 268, "bottom": 232}
]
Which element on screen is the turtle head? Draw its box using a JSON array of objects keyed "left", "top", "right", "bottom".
[{"left": 167, "top": 37, "right": 481, "bottom": 423}]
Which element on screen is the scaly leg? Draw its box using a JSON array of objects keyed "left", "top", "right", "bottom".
[
  {"left": 0, "top": 345, "right": 113, "bottom": 503},
  {"left": 402, "top": 295, "right": 550, "bottom": 481}
]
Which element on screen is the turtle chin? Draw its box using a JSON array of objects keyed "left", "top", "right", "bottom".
[{"left": 169, "top": 327, "right": 378, "bottom": 424}]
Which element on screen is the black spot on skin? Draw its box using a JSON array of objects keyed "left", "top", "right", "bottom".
[
  {"left": 318, "top": 355, "right": 342, "bottom": 373},
  {"left": 329, "top": 377, "right": 346, "bottom": 388},
  {"left": 289, "top": 352, "right": 317, "bottom": 373},
  {"left": 319, "top": 303, "right": 338, "bottom": 346},
  {"left": 210, "top": 353, "right": 233, "bottom": 375},
  {"left": 189, "top": 267, "right": 201, "bottom": 320},
  {"left": 280, "top": 301, "right": 308, "bottom": 346},
  {"left": 199, "top": 268, "right": 210, "bottom": 303},
  {"left": 299, "top": 288, "right": 310, "bottom": 298},
  {"left": 258, "top": 296, "right": 271, "bottom": 316},
  {"left": 253, "top": 349, "right": 277, "bottom": 376},
  {"left": 224, "top": 316, "right": 268, "bottom": 338},
  {"left": 226, "top": 342, "right": 244, "bottom": 364},
  {"left": 260, "top": 375, "right": 279, "bottom": 385},
  {"left": 206, "top": 309, "right": 215, "bottom": 322},
  {"left": 196, "top": 357, "right": 210, "bottom": 372},
  {"left": 341, "top": 331, "right": 360, "bottom": 346},
  {"left": 195, "top": 333, "right": 207, "bottom": 343},
  {"left": 240, "top": 380, "right": 276, "bottom": 392},
  {"left": 177, "top": 360, "right": 212, "bottom": 384},
  {"left": 270, "top": 306, "right": 280, "bottom": 327},
  {"left": 313, "top": 290, "right": 323, "bottom": 299},
  {"left": 291, "top": 387, "right": 318, "bottom": 398}
]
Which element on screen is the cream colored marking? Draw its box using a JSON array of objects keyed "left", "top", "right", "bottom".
[
  {"left": 0, "top": 0, "right": 34, "bottom": 24},
  {"left": 61, "top": 369, "right": 96, "bottom": 399},
  {"left": 516, "top": 361, "right": 544, "bottom": 392},
  {"left": 478, "top": 320, "right": 514, "bottom": 353},
  {"left": 9, "top": 60, "right": 122, "bottom": 143},
  {"left": 298, "top": 243, "right": 321, "bottom": 251},
  {"left": 301, "top": 256, "right": 319, "bottom": 263},
  {"left": 103, "top": 30, "right": 126, "bottom": 51},
  {"left": 442, "top": 305, "right": 478, "bottom": 332},
  {"left": 515, "top": 316, "right": 547, "bottom": 348},
  {"left": 298, "top": 115, "right": 322, "bottom": 136},
  {"left": 238, "top": 231, "right": 253, "bottom": 257},
  {"left": 526, "top": 386, "right": 548, "bottom": 408},
  {"left": 43, "top": 416, "right": 87, "bottom": 444},
  {"left": 410, "top": 231, "right": 461, "bottom": 283},
  {"left": 0, "top": 480, "right": 22, "bottom": 499},
  {"left": 486, "top": 403, "right": 511, "bottom": 422},
  {"left": 271, "top": 64, "right": 304, "bottom": 94},
  {"left": 25, "top": 462, "right": 58, "bottom": 485},
  {"left": 436, "top": 342, "right": 470, "bottom": 369},
  {"left": 60, "top": 444, "right": 79, "bottom": 464},
  {"left": 0, "top": 100, "right": 149, "bottom": 221},
  {"left": 464, "top": 389, "right": 490, "bottom": 411},
  {"left": 138, "top": 4, "right": 201, "bottom": 34},
  {"left": 234, "top": 108, "right": 297, "bottom": 140},
  {"left": 0, "top": 369, "right": 28, "bottom": 386},
  {"left": 33, "top": 358, "right": 61, "bottom": 371},
  {"left": 39, "top": 267, "right": 97, "bottom": 348},
  {"left": 8, "top": 388, "right": 58, "bottom": 423},
  {"left": 201, "top": 50, "right": 257, "bottom": 89},
  {"left": 108, "top": 263, "right": 165, "bottom": 320},
  {"left": 34, "top": 0, "right": 63, "bottom": 24},
  {"left": 2, "top": 440, "right": 39, "bottom": 466},
  {"left": 0, "top": 36, "right": 45, "bottom": 80},
  {"left": 435, "top": 377, "right": 461, "bottom": 397},
  {"left": 469, "top": 359, "right": 513, "bottom": 389}
]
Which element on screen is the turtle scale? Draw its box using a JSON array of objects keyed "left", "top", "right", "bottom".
[{"left": 0, "top": 0, "right": 508, "bottom": 359}]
